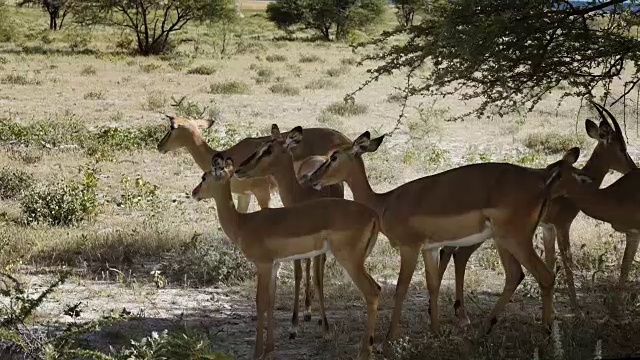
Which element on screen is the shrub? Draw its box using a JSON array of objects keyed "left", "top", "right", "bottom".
[
  {"left": 326, "top": 66, "right": 349, "bottom": 77},
  {"left": 523, "top": 132, "right": 587, "bottom": 155},
  {"left": 324, "top": 100, "right": 368, "bottom": 117},
  {"left": 186, "top": 64, "right": 217, "bottom": 75},
  {"left": 21, "top": 168, "right": 99, "bottom": 226},
  {"left": 0, "top": 168, "right": 33, "bottom": 200},
  {"left": 209, "top": 80, "right": 250, "bottom": 94},
  {"left": 317, "top": 110, "right": 340, "bottom": 126},
  {"left": 305, "top": 78, "right": 336, "bottom": 90},
  {"left": 253, "top": 66, "right": 275, "bottom": 84},
  {"left": 84, "top": 90, "right": 106, "bottom": 100},
  {"left": 269, "top": 83, "right": 300, "bottom": 96},
  {"left": 265, "top": 53, "right": 288, "bottom": 62},
  {"left": 340, "top": 57, "right": 358, "bottom": 66},
  {"left": 80, "top": 65, "right": 97, "bottom": 76},
  {"left": 143, "top": 91, "right": 166, "bottom": 111},
  {"left": 299, "top": 54, "right": 323, "bottom": 63},
  {"left": 162, "top": 233, "right": 253, "bottom": 287},
  {"left": 139, "top": 62, "right": 162, "bottom": 73},
  {"left": 1, "top": 73, "right": 41, "bottom": 86}
]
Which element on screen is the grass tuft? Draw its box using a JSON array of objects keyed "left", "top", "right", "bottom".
[
  {"left": 326, "top": 66, "right": 350, "bottom": 77},
  {"left": 269, "top": 83, "right": 300, "bottom": 96},
  {"left": 299, "top": 54, "right": 323, "bottom": 63},
  {"left": 323, "top": 100, "right": 368, "bottom": 117},
  {"left": 186, "top": 64, "right": 216, "bottom": 75},
  {"left": 209, "top": 80, "right": 250, "bottom": 95},
  {"left": 265, "top": 54, "right": 287, "bottom": 62},
  {"left": 523, "top": 132, "right": 587, "bottom": 155},
  {"left": 305, "top": 78, "right": 336, "bottom": 90}
]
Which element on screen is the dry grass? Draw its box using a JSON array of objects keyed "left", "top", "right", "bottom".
[{"left": 0, "top": 4, "right": 639, "bottom": 360}]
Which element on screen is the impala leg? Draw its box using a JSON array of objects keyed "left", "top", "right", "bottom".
[
  {"left": 265, "top": 263, "right": 279, "bottom": 356},
  {"left": 336, "top": 257, "right": 380, "bottom": 360},
  {"left": 254, "top": 265, "right": 271, "bottom": 359},
  {"left": 313, "top": 255, "right": 329, "bottom": 334},
  {"left": 451, "top": 243, "right": 482, "bottom": 327},
  {"left": 481, "top": 244, "right": 523, "bottom": 335},
  {"left": 236, "top": 194, "right": 251, "bottom": 213},
  {"left": 500, "top": 235, "right": 555, "bottom": 329},
  {"left": 317, "top": 253, "right": 328, "bottom": 327},
  {"left": 422, "top": 248, "right": 442, "bottom": 333},
  {"left": 437, "top": 247, "right": 454, "bottom": 281},
  {"left": 304, "top": 258, "right": 312, "bottom": 322},
  {"left": 290, "top": 260, "right": 302, "bottom": 340},
  {"left": 385, "top": 246, "right": 419, "bottom": 345},
  {"left": 556, "top": 225, "right": 578, "bottom": 312},
  {"left": 542, "top": 225, "right": 557, "bottom": 275},
  {"left": 612, "top": 233, "right": 640, "bottom": 318}
]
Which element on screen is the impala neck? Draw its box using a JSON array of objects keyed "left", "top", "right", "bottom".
[
  {"left": 566, "top": 185, "right": 608, "bottom": 223},
  {"left": 184, "top": 130, "right": 216, "bottom": 171},
  {"left": 346, "top": 157, "right": 388, "bottom": 216},
  {"left": 580, "top": 144, "right": 612, "bottom": 187},
  {"left": 211, "top": 180, "right": 241, "bottom": 242},
  {"left": 270, "top": 154, "right": 300, "bottom": 207}
]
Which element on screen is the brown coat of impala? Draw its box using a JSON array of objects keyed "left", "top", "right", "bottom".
[
  {"left": 192, "top": 154, "right": 381, "bottom": 360},
  {"left": 156, "top": 115, "right": 350, "bottom": 327},
  {"left": 557, "top": 167, "right": 640, "bottom": 316},
  {"left": 305, "top": 132, "right": 579, "bottom": 348},
  {"left": 233, "top": 124, "right": 344, "bottom": 339},
  {"left": 438, "top": 102, "right": 637, "bottom": 322}
]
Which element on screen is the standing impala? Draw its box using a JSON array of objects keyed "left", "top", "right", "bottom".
[
  {"left": 305, "top": 131, "right": 579, "bottom": 348},
  {"left": 233, "top": 124, "right": 344, "bottom": 339},
  {"left": 557, "top": 166, "right": 640, "bottom": 317},
  {"left": 192, "top": 153, "right": 381, "bottom": 360},
  {"left": 155, "top": 115, "right": 351, "bottom": 332},
  {"left": 438, "top": 102, "right": 637, "bottom": 322}
]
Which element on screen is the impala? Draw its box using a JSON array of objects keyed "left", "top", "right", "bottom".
[
  {"left": 192, "top": 153, "right": 381, "bottom": 360},
  {"left": 233, "top": 124, "right": 344, "bottom": 339},
  {"left": 438, "top": 102, "right": 637, "bottom": 321},
  {"left": 305, "top": 131, "right": 579, "bottom": 347},
  {"left": 557, "top": 165, "right": 640, "bottom": 317},
  {"left": 156, "top": 115, "right": 351, "bottom": 331}
]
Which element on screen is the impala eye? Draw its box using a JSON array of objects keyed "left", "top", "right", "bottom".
[
  {"left": 262, "top": 146, "right": 272, "bottom": 157},
  {"left": 330, "top": 153, "right": 337, "bottom": 162}
]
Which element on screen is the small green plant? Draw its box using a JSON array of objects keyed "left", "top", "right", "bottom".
[
  {"left": 21, "top": 168, "right": 99, "bottom": 226},
  {"left": 317, "top": 110, "right": 341, "bottom": 126},
  {"left": 80, "top": 65, "right": 97, "bottom": 76},
  {"left": 84, "top": 90, "right": 106, "bottom": 100},
  {"left": 186, "top": 64, "right": 216, "bottom": 75},
  {"left": 523, "top": 132, "right": 587, "bottom": 155},
  {"left": 299, "top": 54, "right": 323, "bottom": 63},
  {"left": 254, "top": 66, "right": 275, "bottom": 84},
  {"left": 324, "top": 100, "right": 368, "bottom": 117},
  {"left": 168, "top": 59, "right": 191, "bottom": 71},
  {"left": 118, "top": 174, "right": 159, "bottom": 209},
  {"left": 340, "top": 57, "right": 358, "bottom": 66},
  {"left": 265, "top": 53, "right": 287, "bottom": 62},
  {"left": 1, "top": 73, "right": 41, "bottom": 86},
  {"left": 143, "top": 91, "right": 166, "bottom": 111},
  {"left": 326, "top": 66, "right": 349, "bottom": 77},
  {"left": 111, "top": 329, "right": 232, "bottom": 359},
  {"left": 209, "top": 80, "right": 250, "bottom": 95},
  {"left": 0, "top": 168, "right": 33, "bottom": 200},
  {"left": 139, "top": 62, "right": 162, "bottom": 73},
  {"left": 269, "top": 83, "right": 299, "bottom": 96},
  {"left": 305, "top": 78, "right": 336, "bottom": 90},
  {"left": 163, "top": 233, "right": 253, "bottom": 287}
]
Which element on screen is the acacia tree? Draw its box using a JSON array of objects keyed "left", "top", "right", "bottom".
[
  {"left": 18, "top": 0, "right": 74, "bottom": 30},
  {"left": 358, "top": 0, "right": 640, "bottom": 119},
  {"left": 75, "top": 0, "right": 233, "bottom": 55}
]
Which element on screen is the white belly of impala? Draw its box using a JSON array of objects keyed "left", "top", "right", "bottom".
[
  {"left": 422, "top": 221, "right": 493, "bottom": 250},
  {"left": 275, "top": 240, "right": 331, "bottom": 263}
]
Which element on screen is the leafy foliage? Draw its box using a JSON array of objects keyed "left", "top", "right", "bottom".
[
  {"left": 111, "top": 329, "right": 232, "bottom": 360},
  {"left": 361, "top": 0, "right": 640, "bottom": 118},
  {"left": 74, "top": 0, "right": 235, "bottom": 55},
  {"left": 18, "top": 0, "right": 74, "bottom": 30},
  {"left": 0, "top": 168, "right": 33, "bottom": 200},
  {"left": 267, "top": 0, "right": 386, "bottom": 41},
  {"left": 21, "top": 167, "right": 100, "bottom": 226}
]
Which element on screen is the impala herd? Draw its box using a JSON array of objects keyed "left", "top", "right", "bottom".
[{"left": 156, "top": 102, "right": 639, "bottom": 359}]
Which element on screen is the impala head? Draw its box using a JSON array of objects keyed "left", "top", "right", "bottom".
[
  {"left": 305, "top": 131, "right": 385, "bottom": 189},
  {"left": 156, "top": 114, "right": 214, "bottom": 153},
  {"left": 586, "top": 101, "right": 636, "bottom": 174},
  {"left": 234, "top": 124, "right": 303, "bottom": 179},
  {"left": 191, "top": 153, "right": 234, "bottom": 201}
]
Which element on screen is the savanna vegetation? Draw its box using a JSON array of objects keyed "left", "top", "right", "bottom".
[{"left": 0, "top": 0, "right": 639, "bottom": 359}]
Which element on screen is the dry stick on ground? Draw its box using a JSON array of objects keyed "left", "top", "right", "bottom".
[
  {"left": 305, "top": 132, "right": 579, "bottom": 353},
  {"left": 233, "top": 124, "right": 345, "bottom": 339},
  {"left": 156, "top": 115, "right": 352, "bottom": 330},
  {"left": 192, "top": 154, "right": 381, "bottom": 360},
  {"left": 438, "top": 102, "right": 637, "bottom": 320}
]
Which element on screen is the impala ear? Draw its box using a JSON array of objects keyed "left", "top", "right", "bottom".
[
  {"left": 352, "top": 131, "right": 371, "bottom": 154},
  {"left": 563, "top": 147, "right": 580, "bottom": 165},
  {"left": 165, "top": 114, "right": 176, "bottom": 129},
  {"left": 598, "top": 121, "right": 614, "bottom": 144},
  {"left": 284, "top": 126, "right": 303, "bottom": 150},
  {"left": 585, "top": 119, "right": 600, "bottom": 140},
  {"left": 271, "top": 124, "right": 281, "bottom": 139},
  {"left": 224, "top": 158, "right": 234, "bottom": 174}
]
